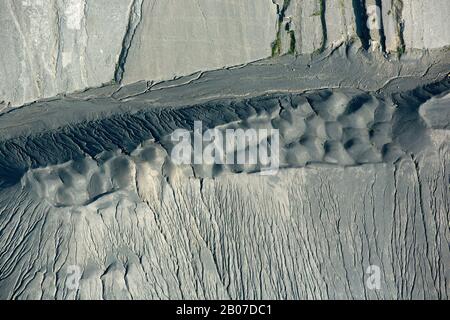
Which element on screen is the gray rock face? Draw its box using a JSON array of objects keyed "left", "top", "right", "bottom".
[
  {"left": 402, "top": 0, "right": 450, "bottom": 49},
  {"left": 1, "top": 0, "right": 449, "bottom": 108},
  {"left": 275, "top": 0, "right": 357, "bottom": 54},
  {"left": 380, "top": 0, "right": 450, "bottom": 52},
  {"left": 121, "top": 0, "right": 278, "bottom": 85},
  {"left": 0, "top": 0, "right": 133, "bottom": 107},
  {"left": 273, "top": 0, "right": 450, "bottom": 55},
  {"left": 0, "top": 0, "right": 278, "bottom": 107}
]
